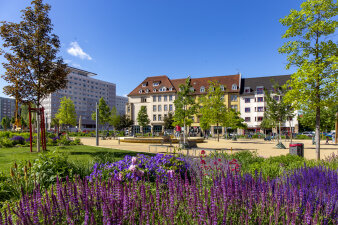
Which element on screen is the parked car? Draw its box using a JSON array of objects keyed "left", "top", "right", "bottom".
[{"left": 302, "top": 131, "right": 314, "bottom": 137}]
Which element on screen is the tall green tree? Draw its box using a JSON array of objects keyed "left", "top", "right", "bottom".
[
  {"left": 222, "top": 108, "right": 247, "bottom": 137},
  {"left": 199, "top": 81, "right": 227, "bottom": 142},
  {"left": 116, "top": 115, "right": 134, "bottom": 131},
  {"left": 279, "top": 0, "right": 338, "bottom": 159},
  {"left": 0, "top": 0, "right": 69, "bottom": 152},
  {"left": 91, "top": 97, "right": 112, "bottom": 132},
  {"left": 260, "top": 114, "right": 276, "bottom": 137},
  {"left": 173, "top": 77, "right": 198, "bottom": 145},
  {"left": 137, "top": 106, "right": 150, "bottom": 133},
  {"left": 51, "top": 117, "right": 60, "bottom": 134},
  {"left": 109, "top": 106, "right": 121, "bottom": 131},
  {"left": 264, "top": 83, "right": 294, "bottom": 143},
  {"left": 163, "top": 113, "right": 175, "bottom": 129},
  {"left": 1, "top": 116, "right": 11, "bottom": 131},
  {"left": 55, "top": 97, "right": 77, "bottom": 132}
]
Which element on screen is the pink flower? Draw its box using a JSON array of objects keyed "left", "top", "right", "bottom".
[
  {"left": 116, "top": 172, "right": 123, "bottom": 181},
  {"left": 131, "top": 157, "right": 137, "bottom": 165},
  {"left": 200, "top": 160, "right": 206, "bottom": 165},
  {"left": 167, "top": 170, "right": 174, "bottom": 178},
  {"left": 218, "top": 158, "right": 221, "bottom": 162},
  {"left": 201, "top": 150, "right": 206, "bottom": 155},
  {"left": 128, "top": 165, "right": 136, "bottom": 172},
  {"left": 213, "top": 161, "right": 218, "bottom": 165}
]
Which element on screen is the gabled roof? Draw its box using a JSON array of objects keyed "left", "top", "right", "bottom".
[
  {"left": 171, "top": 74, "right": 241, "bottom": 95},
  {"left": 240, "top": 75, "right": 291, "bottom": 95},
  {"left": 128, "top": 75, "right": 176, "bottom": 96}
]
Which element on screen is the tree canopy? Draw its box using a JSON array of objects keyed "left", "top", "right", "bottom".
[
  {"left": 55, "top": 97, "right": 77, "bottom": 130},
  {"left": 279, "top": 0, "right": 338, "bottom": 159},
  {"left": 163, "top": 113, "right": 175, "bottom": 129},
  {"left": 91, "top": 97, "right": 112, "bottom": 130},
  {"left": 137, "top": 106, "right": 150, "bottom": 131}
]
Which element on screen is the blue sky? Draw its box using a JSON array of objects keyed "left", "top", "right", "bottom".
[{"left": 0, "top": 0, "right": 302, "bottom": 98}]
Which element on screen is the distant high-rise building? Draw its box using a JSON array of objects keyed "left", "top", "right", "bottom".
[
  {"left": 116, "top": 96, "right": 128, "bottom": 115},
  {"left": 41, "top": 66, "right": 116, "bottom": 130},
  {"left": 0, "top": 97, "right": 16, "bottom": 125}
]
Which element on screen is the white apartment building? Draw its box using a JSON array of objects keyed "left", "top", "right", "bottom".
[
  {"left": 42, "top": 66, "right": 116, "bottom": 130},
  {"left": 115, "top": 96, "right": 128, "bottom": 115},
  {"left": 239, "top": 75, "right": 298, "bottom": 134}
]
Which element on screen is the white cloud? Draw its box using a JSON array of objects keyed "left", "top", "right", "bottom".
[
  {"left": 71, "top": 63, "right": 82, "bottom": 68},
  {"left": 67, "top": 41, "right": 92, "bottom": 60}
]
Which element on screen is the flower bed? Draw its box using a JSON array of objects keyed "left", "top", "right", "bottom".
[{"left": 3, "top": 166, "right": 337, "bottom": 224}]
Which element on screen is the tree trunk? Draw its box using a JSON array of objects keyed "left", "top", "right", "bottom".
[
  {"left": 289, "top": 120, "right": 293, "bottom": 144},
  {"left": 217, "top": 122, "right": 219, "bottom": 142},
  {"left": 36, "top": 111, "right": 40, "bottom": 152},
  {"left": 278, "top": 121, "right": 281, "bottom": 143},
  {"left": 315, "top": 106, "right": 321, "bottom": 160},
  {"left": 183, "top": 118, "right": 186, "bottom": 146}
]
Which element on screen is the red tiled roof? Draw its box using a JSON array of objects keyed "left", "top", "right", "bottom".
[
  {"left": 127, "top": 75, "right": 177, "bottom": 96},
  {"left": 128, "top": 74, "right": 241, "bottom": 96}
]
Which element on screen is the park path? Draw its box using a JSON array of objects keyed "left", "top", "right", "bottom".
[{"left": 79, "top": 137, "right": 338, "bottom": 160}]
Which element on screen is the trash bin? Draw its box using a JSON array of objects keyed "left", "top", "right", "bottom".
[{"left": 289, "top": 143, "right": 304, "bottom": 157}]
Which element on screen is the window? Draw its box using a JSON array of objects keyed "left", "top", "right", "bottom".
[
  {"left": 232, "top": 84, "right": 238, "bottom": 90},
  {"left": 139, "top": 90, "right": 143, "bottom": 94},
  {"left": 245, "top": 117, "right": 251, "bottom": 122},
  {"left": 153, "top": 115, "right": 156, "bottom": 121},
  {"left": 200, "top": 86, "right": 205, "bottom": 92},
  {"left": 153, "top": 96, "right": 156, "bottom": 102},
  {"left": 164, "top": 105, "right": 168, "bottom": 111},
  {"left": 244, "top": 87, "right": 251, "bottom": 93},
  {"left": 245, "top": 107, "right": 250, "bottom": 113},
  {"left": 158, "top": 95, "right": 161, "bottom": 102},
  {"left": 153, "top": 88, "right": 157, "bottom": 92},
  {"left": 142, "top": 82, "right": 148, "bottom": 87},
  {"left": 153, "top": 105, "right": 156, "bottom": 112},
  {"left": 153, "top": 82, "right": 160, "bottom": 86},
  {"left": 257, "top": 97, "right": 264, "bottom": 102},
  {"left": 158, "top": 105, "right": 162, "bottom": 111},
  {"left": 141, "top": 97, "right": 147, "bottom": 102},
  {"left": 145, "top": 89, "right": 149, "bottom": 93},
  {"left": 256, "top": 87, "right": 264, "bottom": 94},
  {"left": 169, "top": 104, "right": 173, "bottom": 111},
  {"left": 189, "top": 87, "right": 195, "bottom": 92},
  {"left": 169, "top": 87, "right": 173, "bottom": 91},
  {"left": 231, "top": 95, "right": 238, "bottom": 102},
  {"left": 159, "top": 87, "right": 166, "bottom": 92},
  {"left": 221, "top": 95, "right": 224, "bottom": 100},
  {"left": 245, "top": 98, "right": 250, "bottom": 103},
  {"left": 231, "top": 105, "right": 238, "bottom": 111},
  {"left": 257, "top": 107, "right": 264, "bottom": 112},
  {"left": 257, "top": 117, "right": 263, "bottom": 122},
  {"left": 164, "top": 95, "right": 167, "bottom": 101},
  {"left": 169, "top": 95, "right": 173, "bottom": 101},
  {"left": 220, "top": 85, "right": 225, "bottom": 91},
  {"left": 158, "top": 115, "right": 162, "bottom": 121}
]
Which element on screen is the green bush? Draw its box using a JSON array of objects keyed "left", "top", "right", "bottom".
[
  {"left": 57, "top": 136, "right": 72, "bottom": 146},
  {"left": 0, "top": 138, "right": 14, "bottom": 148},
  {"left": 295, "top": 134, "right": 312, "bottom": 139},
  {"left": 73, "top": 138, "right": 82, "bottom": 145}
]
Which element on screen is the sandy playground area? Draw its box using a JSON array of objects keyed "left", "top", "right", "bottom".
[{"left": 78, "top": 137, "right": 338, "bottom": 160}]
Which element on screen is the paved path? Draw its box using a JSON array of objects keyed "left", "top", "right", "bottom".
[{"left": 79, "top": 137, "right": 338, "bottom": 160}]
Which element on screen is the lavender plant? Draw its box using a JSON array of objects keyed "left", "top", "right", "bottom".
[{"left": 2, "top": 166, "right": 336, "bottom": 224}]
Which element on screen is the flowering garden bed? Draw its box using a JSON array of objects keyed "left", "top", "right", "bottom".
[{"left": 0, "top": 150, "right": 337, "bottom": 224}]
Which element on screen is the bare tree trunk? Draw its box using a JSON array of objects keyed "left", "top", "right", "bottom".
[{"left": 315, "top": 106, "right": 320, "bottom": 160}]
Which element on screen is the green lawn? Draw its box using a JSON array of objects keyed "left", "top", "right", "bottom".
[{"left": 0, "top": 145, "right": 151, "bottom": 174}]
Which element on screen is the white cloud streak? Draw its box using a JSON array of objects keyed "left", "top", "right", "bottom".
[{"left": 67, "top": 41, "right": 92, "bottom": 60}]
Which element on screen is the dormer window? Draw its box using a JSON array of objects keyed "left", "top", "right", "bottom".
[
  {"left": 142, "top": 82, "right": 148, "bottom": 87},
  {"left": 139, "top": 89, "right": 143, "bottom": 94},
  {"left": 153, "top": 82, "right": 160, "bottom": 86},
  {"left": 232, "top": 84, "right": 238, "bottom": 90},
  {"left": 159, "top": 87, "right": 166, "bottom": 92},
  {"left": 200, "top": 86, "right": 205, "bottom": 92},
  {"left": 145, "top": 89, "right": 149, "bottom": 93},
  {"left": 153, "top": 88, "right": 157, "bottom": 92},
  {"left": 244, "top": 87, "right": 251, "bottom": 93},
  {"left": 256, "top": 87, "right": 264, "bottom": 94},
  {"left": 169, "top": 87, "right": 173, "bottom": 91},
  {"left": 220, "top": 85, "right": 225, "bottom": 91},
  {"left": 189, "top": 87, "right": 195, "bottom": 92}
]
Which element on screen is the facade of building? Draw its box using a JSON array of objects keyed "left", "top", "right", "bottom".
[
  {"left": 41, "top": 66, "right": 116, "bottom": 130},
  {"left": 0, "top": 97, "right": 16, "bottom": 126},
  {"left": 126, "top": 74, "right": 241, "bottom": 134},
  {"left": 116, "top": 96, "right": 128, "bottom": 115},
  {"left": 239, "top": 75, "right": 298, "bottom": 134}
]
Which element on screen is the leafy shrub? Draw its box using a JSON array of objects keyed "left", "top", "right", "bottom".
[
  {"left": 57, "top": 136, "right": 73, "bottom": 146},
  {"left": 0, "top": 137, "right": 14, "bottom": 148},
  {"left": 10, "top": 136, "right": 25, "bottom": 145},
  {"left": 73, "top": 137, "right": 82, "bottom": 145},
  {"left": 295, "top": 134, "right": 312, "bottom": 139}
]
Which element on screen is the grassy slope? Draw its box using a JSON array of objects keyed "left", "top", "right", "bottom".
[{"left": 0, "top": 145, "right": 150, "bottom": 174}]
